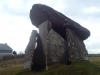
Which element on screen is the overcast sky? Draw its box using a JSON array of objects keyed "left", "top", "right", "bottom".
[{"left": 0, "top": 0, "right": 100, "bottom": 54}]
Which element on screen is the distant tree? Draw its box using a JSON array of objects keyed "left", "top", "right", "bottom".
[
  {"left": 18, "top": 51, "right": 24, "bottom": 55},
  {"left": 13, "top": 51, "right": 17, "bottom": 55}
]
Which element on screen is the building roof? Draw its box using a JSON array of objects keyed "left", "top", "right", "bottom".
[{"left": 0, "top": 43, "right": 13, "bottom": 50}]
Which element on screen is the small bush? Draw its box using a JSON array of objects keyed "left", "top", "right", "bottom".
[{"left": 3, "top": 54, "right": 25, "bottom": 61}]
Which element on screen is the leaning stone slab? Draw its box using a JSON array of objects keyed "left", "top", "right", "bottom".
[
  {"left": 38, "top": 20, "right": 52, "bottom": 54},
  {"left": 38, "top": 20, "right": 52, "bottom": 70},
  {"left": 46, "top": 29, "right": 67, "bottom": 66},
  {"left": 66, "top": 29, "right": 88, "bottom": 63},
  {"left": 24, "top": 30, "right": 37, "bottom": 71}
]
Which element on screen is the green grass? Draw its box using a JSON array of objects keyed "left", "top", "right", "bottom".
[
  {"left": 0, "top": 58, "right": 24, "bottom": 75},
  {"left": 0, "top": 57, "right": 100, "bottom": 75},
  {"left": 0, "top": 65, "right": 23, "bottom": 75},
  {"left": 0, "top": 58, "right": 24, "bottom": 68},
  {"left": 13, "top": 60, "right": 100, "bottom": 75},
  {"left": 89, "top": 57, "right": 100, "bottom": 67}
]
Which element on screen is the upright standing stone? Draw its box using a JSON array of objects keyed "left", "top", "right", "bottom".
[
  {"left": 66, "top": 29, "right": 88, "bottom": 63},
  {"left": 38, "top": 20, "right": 52, "bottom": 52},
  {"left": 24, "top": 30, "right": 37, "bottom": 71},
  {"left": 47, "top": 29, "right": 67, "bottom": 66},
  {"left": 38, "top": 20, "right": 52, "bottom": 70}
]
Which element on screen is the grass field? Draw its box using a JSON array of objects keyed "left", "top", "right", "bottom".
[
  {"left": 0, "top": 65, "right": 23, "bottom": 75},
  {"left": 89, "top": 57, "right": 100, "bottom": 67},
  {"left": 0, "top": 57, "right": 100, "bottom": 75},
  {"left": 0, "top": 58, "right": 24, "bottom": 68}
]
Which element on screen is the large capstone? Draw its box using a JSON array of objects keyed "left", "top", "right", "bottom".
[
  {"left": 30, "top": 4, "right": 90, "bottom": 40},
  {"left": 66, "top": 29, "right": 88, "bottom": 63},
  {"left": 46, "top": 29, "right": 68, "bottom": 66},
  {"left": 24, "top": 30, "right": 37, "bottom": 71}
]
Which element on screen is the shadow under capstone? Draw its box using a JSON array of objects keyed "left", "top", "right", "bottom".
[{"left": 32, "top": 34, "right": 46, "bottom": 70}]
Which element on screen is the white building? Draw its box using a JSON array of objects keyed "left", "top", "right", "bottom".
[{"left": 0, "top": 43, "right": 13, "bottom": 56}]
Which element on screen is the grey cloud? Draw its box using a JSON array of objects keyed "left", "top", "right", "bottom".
[
  {"left": 58, "top": 0, "right": 100, "bottom": 21},
  {"left": 0, "top": 0, "right": 100, "bottom": 53},
  {"left": 86, "top": 42, "right": 100, "bottom": 49},
  {"left": 0, "top": 0, "right": 30, "bottom": 18}
]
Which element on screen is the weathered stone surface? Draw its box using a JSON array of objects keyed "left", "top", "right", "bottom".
[
  {"left": 30, "top": 4, "right": 90, "bottom": 40},
  {"left": 32, "top": 34, "right": 46, "bottom": 70},
  {"left": 38, "top": 20, "right": 52, "bottom": 70},
  {"left": 66, "top": 29, "right": 88, "bottom": 63},
  {"left": 24, "top": 30, "right": 37, "bottom": 70},
  {"left": 38, "top": 20, "right": 52, "bottom": 54},
  {"left": 47, "top": 29, "right": 68, "bottom": 66}
]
